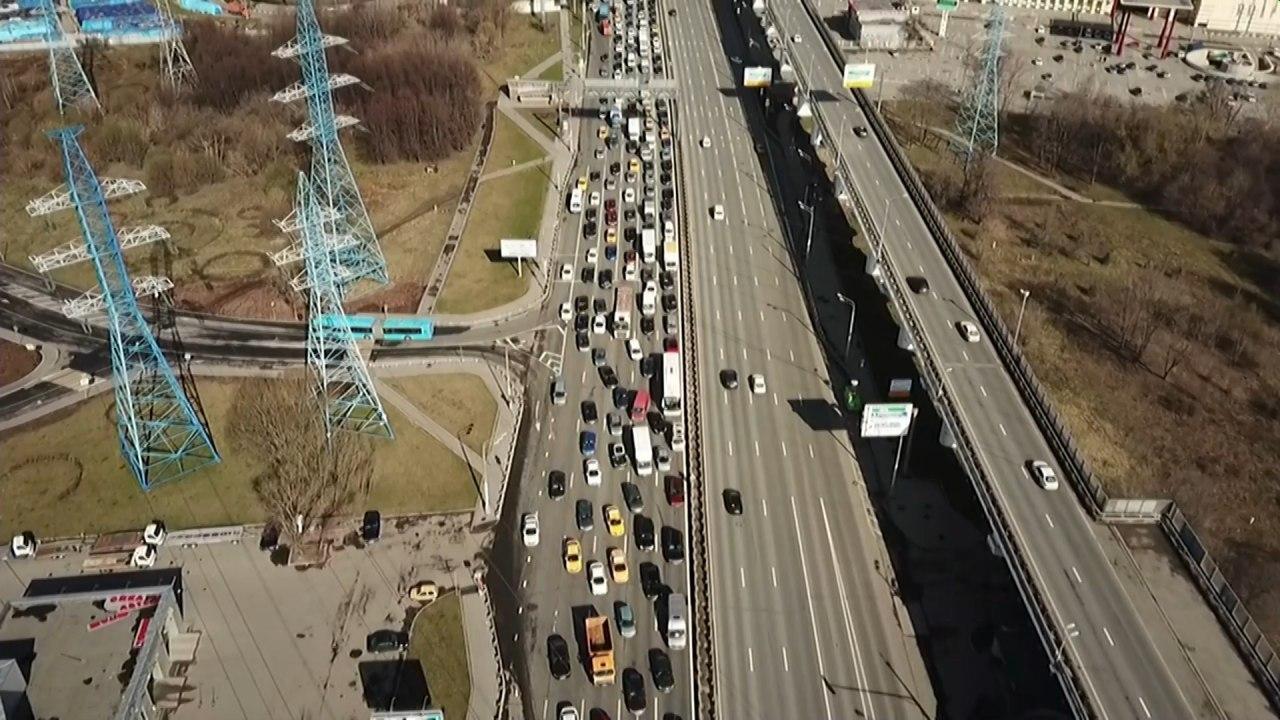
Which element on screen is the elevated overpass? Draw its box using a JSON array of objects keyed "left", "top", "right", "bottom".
[{"left": 755, "top": 0, "right": 1203, "bottom": 717}]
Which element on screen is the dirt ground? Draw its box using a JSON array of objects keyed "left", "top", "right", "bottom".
[{"left": 0, "top": 340, "right": 40, "bottom": 387}]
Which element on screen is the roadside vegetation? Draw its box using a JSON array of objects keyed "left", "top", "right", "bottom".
[
  {"left": 0, "top": 0, "right": 556, "bottom": 317},
  {"left": 388, "top": 373, "right": 499, "bottom": 455},
  {"left": 887, "top": 80, "right": 1280, "bottom": 642},
  {"left": 0, "top": 375, "right": 477, "bottom": 538},
  {"left": 409, "top": 591, "right": 471, "bottom": 718}
]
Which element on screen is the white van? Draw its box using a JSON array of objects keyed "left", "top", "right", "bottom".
[
  {"left": 551, "top": 377, "right": 567, "bottom": 405},
  {"left": 666, "top": 592, "right": 687, "bottom": 650},
  {"left": 568, "top": 187, "right": 584, "bottom": 214}
]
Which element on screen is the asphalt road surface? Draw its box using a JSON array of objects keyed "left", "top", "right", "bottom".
[
  {"left": 666, "top": 2, "right": 935, "bottom": 719},
  {"left": 763, "top": 0, "right": 1199, "bottom": 716},
  {"left": 511, "top": 7, "right": 695, "bottom": 719}
]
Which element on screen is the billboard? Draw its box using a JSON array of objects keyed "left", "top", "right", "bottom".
[
  {"left": 842, "top": 62, "right": 876, "bottom": 89},
  {"left": 743, "top": 66, "right": 773, "bottom": 88},
  {"left": 888, "top": 378, "right": 913, "bottom": 399},
  {"left": 500, "top": 238, "right": 537, "bottom": 259},
  {"left": 861, "top": 403, "right": 914, "bottom": 437}
]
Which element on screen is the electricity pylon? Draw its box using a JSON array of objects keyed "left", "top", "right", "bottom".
[
  {"left": 156, "top": 0, "right": 196, "bottom": 90},
  {"left": 39, "top": 0, "right": 99, "bottom": 114},
  {"left": 952, "top": 4, "right": 1005, "bottom": 167},
  {"left": 271, "top": 0, "right": 387, "bottom": 293},
  {"left": 294, "top": 171, "right": 393, "bottom": 438},
  {"left": 29, "top": 126, "right": 219, "bottom": 489}
]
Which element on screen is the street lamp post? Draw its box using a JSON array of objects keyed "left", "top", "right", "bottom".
[
  {"left": 1014, "top": 288, "right": 1031, "bottom": 345},
  {"left": 799, "top": 200, "right": 816, "bottom": 259},
  {"left": 1053, "top": 622, "right": 1081, "bottom": 667},
  {"left": 836, "top": 292, "right": 856, "bottom": 357}
]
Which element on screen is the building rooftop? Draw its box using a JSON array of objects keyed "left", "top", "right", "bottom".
[
  {"left": 0, "top": 595, "right": 151, "bottom": 720},
  {"left": 0, "top": 575, "right": 179, "bottom": 720}
]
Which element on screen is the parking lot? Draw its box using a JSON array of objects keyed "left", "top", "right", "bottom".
[
  {"left": 0, "top": 516, "right": 481, "bottom": 720},
  {"left": 818, "top": 0, "right": 1276, "bottom": 111}
]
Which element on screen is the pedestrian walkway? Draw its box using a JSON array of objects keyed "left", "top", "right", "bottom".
[{"left": 460, "top": 587, "right": 503, "bottom": 720}]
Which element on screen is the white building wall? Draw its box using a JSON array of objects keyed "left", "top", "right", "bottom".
[
  {"left": 1193, "top": 0, "right": 1280, "bottom": 37},
  {"left": 964, "top": 0, "right": 1112, "bottom": 16}
]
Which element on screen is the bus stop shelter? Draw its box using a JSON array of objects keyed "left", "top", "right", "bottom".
[{"left": 1110, "top": 0, "right": 1194, "bottom": 58}]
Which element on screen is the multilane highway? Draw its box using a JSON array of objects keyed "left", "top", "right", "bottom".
[
  {"left": 667, "top": 1, "right": 934, "bottom": 718},
  {"left": 763, "top": 0, "right": 1197, "bottom": 716}
]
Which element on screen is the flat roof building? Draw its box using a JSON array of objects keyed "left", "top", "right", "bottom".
[
  {"left": 0, "top": 570, "right": 199, "bottom": 720},
  {"left": 848, "top": 0, "right": 910, "bottom": 49}
]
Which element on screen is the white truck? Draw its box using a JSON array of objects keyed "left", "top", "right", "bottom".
[
  {"left": 613, "top": 286, "right": 634, "bottom": 338},
  {"left": 627, "top": 116, "right": 641, "bottom": 142},
  {"left": 662, "top": 239, "right": 679, "bottom": 272},
  {"left": 641, "top": 227, "right": 657, "bottom": 264},
  {"left": 630, "top": 425, "right": 653, "bottom": 476}
]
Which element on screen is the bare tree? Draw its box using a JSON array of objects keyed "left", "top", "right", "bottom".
[
  {"left": 230, "top": 377, "right": 374, "bottom": 542},
  {"left": 1156, "top": 305, "right": 1201, "bottom": 380},
  {"left": 959, "top": 154, "right": 996, "bottom": 224},
  {"left": 1109, "top": 277, "right": 1160, "bottom": 362}
]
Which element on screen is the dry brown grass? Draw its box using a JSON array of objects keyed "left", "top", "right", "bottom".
[
  {"left": 903, "top": 139, "right": 1280, "bottom": 640},
  {"left": 0, "top": 9, "right": 557, "bottom": 318}
]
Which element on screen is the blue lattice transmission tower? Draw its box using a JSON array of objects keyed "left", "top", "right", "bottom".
[
  {"left": 27, "top": 126, "right": 219, "bottom": 489},
  {"left": 38, "top": 0, "right": 99, "bottom": 114},
  {"left": 270, "top": 0, "right": 388, "bottom": 293},
  {"left": 294, "top": 172, "right": 393, "bottom": 438},
  {"left": 952, "top": 3, "right": 1006, "bottom": 167}
]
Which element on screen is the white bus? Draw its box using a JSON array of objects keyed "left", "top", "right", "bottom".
[{"left": 661, "top": 350, "right": 682, "bottom": 417}]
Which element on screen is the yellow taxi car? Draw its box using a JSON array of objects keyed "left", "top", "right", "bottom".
[
  {"left": 597, "top": 125, "right": 609, "bottom": 141},
  {"left": 577, "top": 176, "right": 589, "bottom": 193},
  {"left": 607, "top": 547, "right": 629, "bottom": 583},
  {"left": 603, "top": 504, "right": 625, "bottom": 537},
  {"left": 628, "top": 157, "right": 641, "bottom": 176},
  {"left": 605, "top": 226, "right": 618, "bottom": 245},
  {"left": 563, "top": 537, "right": 583, "bottom": 574}
]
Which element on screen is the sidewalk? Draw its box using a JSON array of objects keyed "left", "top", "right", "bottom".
[
  {"left": 460, "top": 586, "right": 503, "bottom": 720},
  {"left": 423, "top": 20, "right": 579, "bottom": 329},
  {"left": 0, "top": 329, "right": 61, "bottom": 397}
]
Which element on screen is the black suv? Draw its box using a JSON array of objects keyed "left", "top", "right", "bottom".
[
  {"left": 661, "top": 526, "right": 685, "bottom": 564},
  {"left": 548, "top": 470, "right": 566, "bottom": 499},
  {"left": 623, "top": 668, "right": 648, "bottom": 715},
  {"left": 649, "top": 648, "right": 675, "bottom": 693}
]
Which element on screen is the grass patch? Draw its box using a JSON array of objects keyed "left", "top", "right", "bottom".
[
  {"left": 0, "top": 376, "right": 476, "bottom": 539},
  {"left": 0, "top": 340, "right": 40, "bottom": 386},
  {"left": 477, "top": 16, "right": 561, "bottom": 91},
  {"left": 487, "top": 114, "right": 548, "bottom": 173},
  {"left": 525, "top": 110, "right": 562, "bottom": 145},
  {"left": 536, "top": 57, "right": 565, "bottom": 82},
  {"left": 388, "top": 373, "right": 499, "bottom": 455},
  {"left": 410, "top": 592, "right": 470, "bottom": 718},
  {"left": 434, "top": 165, "right": 549, "bottom": 313}
]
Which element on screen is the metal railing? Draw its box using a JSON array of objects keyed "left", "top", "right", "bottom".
[{"left": 762, "top": 2, "right": 1099, "bottom": 716}]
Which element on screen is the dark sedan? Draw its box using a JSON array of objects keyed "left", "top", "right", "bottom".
[
  {"left": 548, "top": 634, "right": 571, "bottom": 680},
  {"left": 649, "top": 648, "right": 674, "bottom": 693},
  {"left": 622, "top": 667, "right": 647, "bottom": 715}
]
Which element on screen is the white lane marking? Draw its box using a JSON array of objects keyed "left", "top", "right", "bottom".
[
  {"left": 754, "top": 276, "right": 759, "bottom": 286},
  {"left": 737, "top": 309, "right": 742, "bottom": 322},
  {"left": 999, "top": 423, "right": 1008, "bottom": 436},
  {"left": 980, "top": 385, "right": 988, "bottom": 398},
  {"left": 962, "top": 350, "right": 970, "bottom": 362},
  {"left": 782, "top": 645, "right": 790, "bottom": 672},
  {"left": 1103, "top": 627, "right": 1115, "bottom": 646},
  {"left": 808, "top": 444, "right": 815, "bottom": 459},
  {"left": 773, "top": 393, "right": 779, "bottom": 407},
  {"left": 733, "top": 275, "right": 738, "bottom": 286},
  {"left": 716, "top": 309, "right": 721, "bottom": 321},
  {"left": 820, "top": 497, "right": 876, "bottom": 719},
  {"left": 789, "top": 349, "right": 795, "bottom": 362},
  {"left": 719, "top": 347, "right": 724, "bottom": 361},
  {"left": 759, "top": 310, "right": 765, "bottom": 322},
  {"left": 761, "top": 497, "right": 768, "bottom": 517},
  {"left": 748, "top": 647, "right": 755, "bottom": 673},
  {"left": 1071, "top": 567, "right": 1083, "bottom": 584},
  {"left": 771, "top": 566, "right": 777, "bottom": 587},
  {"left": 728, "top": 440, "right": 734, "bottom": 457},
  {"left": 790, "top": 497, "right": 835, "bottom": 720},
  {"left": 1045, "top": 513, "right": 1055, "bottom": 528},
  {"left": 781, "top": 441, "right": 788, "bottom": 457},
  {"left": 740, "top": 566, "right": 746, "bottom": 588},
  {"left": 1138, "top": 698, "right": 1151, "bottom": 718},
  {"left": 766, "top": 348, "right": 772, "bottom": 361},
  {"left": 753, "top": 440, "right": 760, "bottom": 456},
  {"left": 713, "top": 275, "right": 718, "bottom": 286}
]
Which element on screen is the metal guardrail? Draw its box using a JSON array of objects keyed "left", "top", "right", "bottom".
[
  {"left": 672, "top": 98, "right": 717, "bottom": 720},
  {"left": 764, "top": 2, "right": 1099, "bottom": 717}
]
